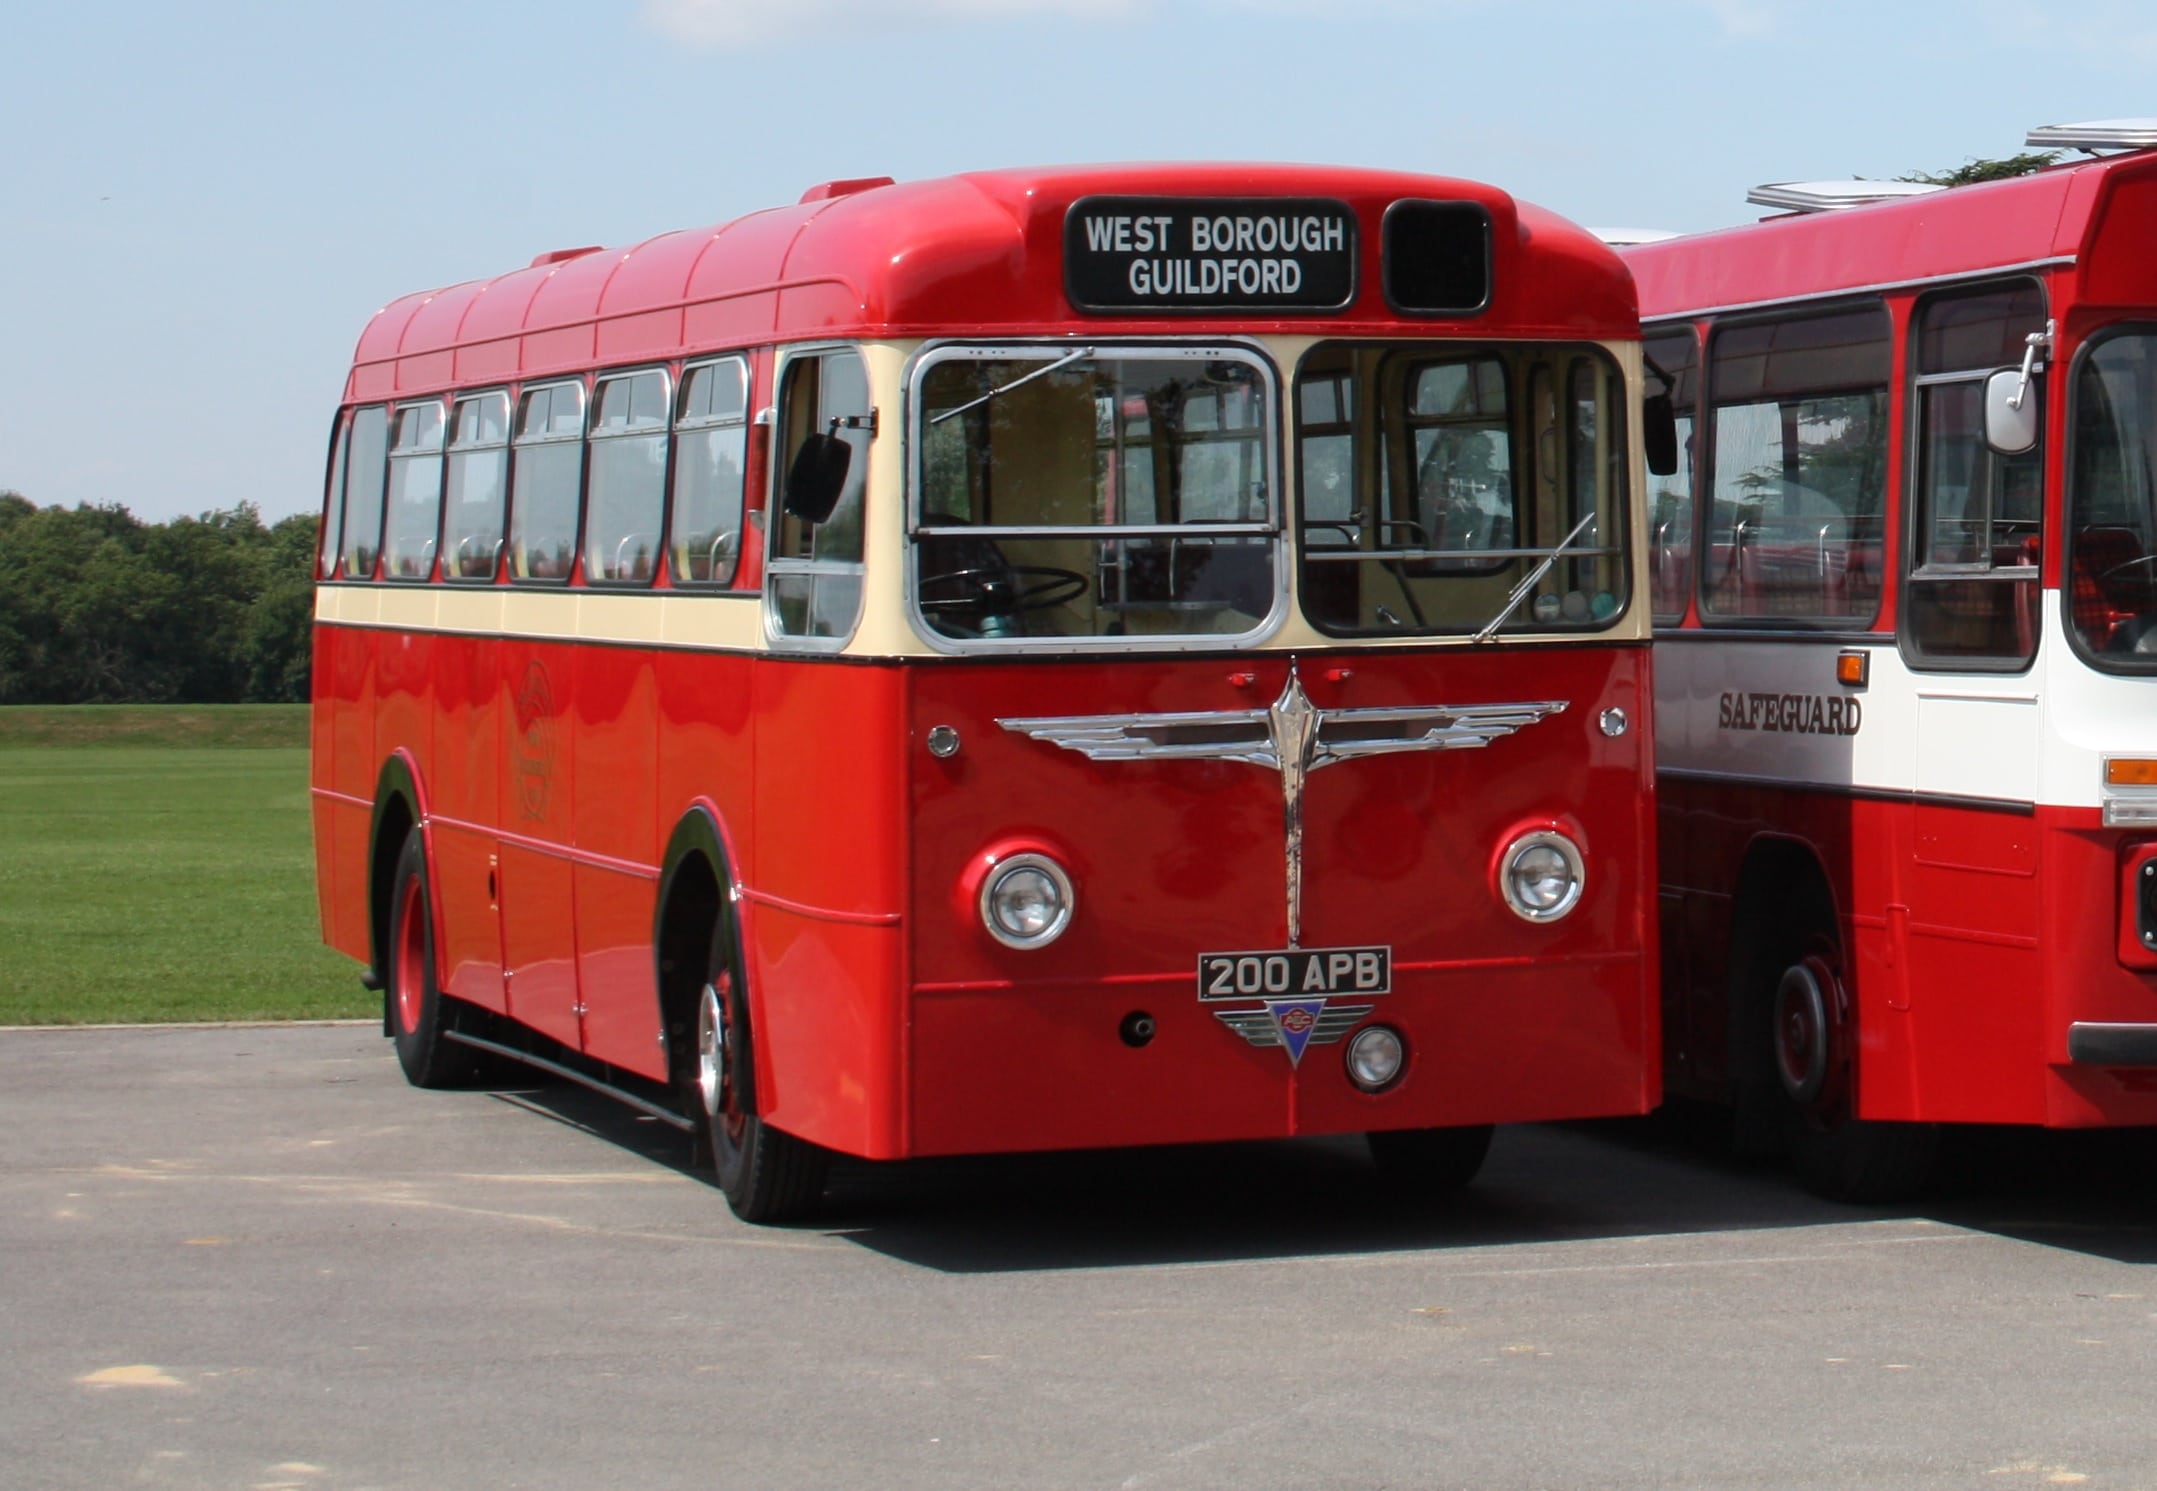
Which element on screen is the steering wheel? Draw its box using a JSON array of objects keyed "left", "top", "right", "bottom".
[
  {"left": 918, "top": 565, "right": 1088, "bottom": 615},
  {"left": 2099, "top": 551, "right": 2157, "bottom": 583}
]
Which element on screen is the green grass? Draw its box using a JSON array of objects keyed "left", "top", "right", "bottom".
[
  {"left": 0, "top": 703, "right": 311, "bottom": 749},
  {"left": 0, "top": 721, "right": 370, "bottom": 1024}
]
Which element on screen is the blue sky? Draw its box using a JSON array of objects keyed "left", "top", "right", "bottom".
[{"left": 3, "top": 0, "right": 2150, "bottom": 524}]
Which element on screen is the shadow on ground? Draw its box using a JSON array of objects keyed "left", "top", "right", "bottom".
[{"left": 478, "top": 1079, "right": 2157, "bottom": 1272}]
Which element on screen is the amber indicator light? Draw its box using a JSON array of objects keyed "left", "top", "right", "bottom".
[
  {"left": 1835, "top": 650, "right": 1869, "bottom": 688},
  {"left": 2107, "top": 759, "right": 2157, "bottom": 787}
]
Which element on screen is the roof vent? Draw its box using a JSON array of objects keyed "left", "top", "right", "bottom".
[
  {"left": 1745, "top": 180, "right": 1945, "bottom": 214},
  {"left": 1592, "top": 227, "right": 1680, "bottom": 247},
  {"left": 799, "top": 176, "right": 895, "bottom": 204},
  {"left": 529, "top": 245, "right": 605, "bottom": 268},
  {"left": 2026, "top": 118, "right": 2157, "bottom": 153}
]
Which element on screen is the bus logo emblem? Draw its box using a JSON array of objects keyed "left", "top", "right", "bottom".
[{"left": 1212, "top": 1000, "right": 1376, "bottom": 1066}]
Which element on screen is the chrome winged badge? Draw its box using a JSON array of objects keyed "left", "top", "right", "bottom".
[{"left": 998, "top": 665, "right": 1565, "bottom": 945}]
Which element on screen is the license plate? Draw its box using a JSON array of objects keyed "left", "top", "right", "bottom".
[{"left": 1197, "top": 946, "right": 1391, "bottom": 1001}]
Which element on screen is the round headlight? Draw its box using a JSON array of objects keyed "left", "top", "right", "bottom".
[
  {"left": 1346, "top": 1025, "right": 1406, "bottom": 1093},
  {"left": 1500, "top": 830, "right": 1584, "bottom": 923},
  {"left": 980, "top": 853, "right": 1074, "bottom": 949}
]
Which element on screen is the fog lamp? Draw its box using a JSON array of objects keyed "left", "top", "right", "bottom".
[
  {"left": 980, "top": 853, "right": 1074, "bottom": 949},
  {"left": 1500, "top": 830, "right": 1585, "bottom": 923},
  {"left": 1346, "top": 1025, "right": 1406, "bottom": 1092}
]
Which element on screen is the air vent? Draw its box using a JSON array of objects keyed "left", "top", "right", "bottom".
[
  {"left": 529, "top": 245, "right": 605, "bottom": 268},
  {"left": 798, "top": 177, "right": 895, "bottom": 203},
  {"left": 1745, "top": 180, "right": 1945, "bottom": 214},
  {"left": 2027, "top": 118, "right": 2157, "bottom": 152}
]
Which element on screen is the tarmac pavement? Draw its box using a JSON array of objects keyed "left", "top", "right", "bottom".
[{"left": 5, "top": 1023, "right": 2157, "bottom": 1490}]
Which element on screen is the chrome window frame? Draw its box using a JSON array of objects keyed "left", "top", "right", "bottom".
[
  {"left": 762, "top": 342, "right": 872, "bottom": 653},
  {"left": 901, "top": 338, "right": 1288, "bottom": 656},
  {"left": 508, "top": 379, "right": 590, "bottom": 587},
  {"left": 441, "top": 389, "right": 512, "bottom": 584},
  {"left": 669, "top": 354, "right": 754, "bottom": 591},
  {"left": 582, "top": 366, "right": 674, "bottom": 589}
]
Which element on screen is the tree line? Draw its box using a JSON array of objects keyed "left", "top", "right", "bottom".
[{"left": 0, "top": 494, "right": 317, "bottom": 705}]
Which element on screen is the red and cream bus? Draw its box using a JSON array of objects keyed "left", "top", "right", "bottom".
[
  {"left": 310, "top": 164, "right": 1660, "bottom": 1222},
  {"left": 1628, "top": 121, "right": 2157, "bottom": 1199}
]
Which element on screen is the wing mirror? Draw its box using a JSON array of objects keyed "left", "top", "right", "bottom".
[{"left": 783, "top": 433, "right": 852, "bottom": 524}]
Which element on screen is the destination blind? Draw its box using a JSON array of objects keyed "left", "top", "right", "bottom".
[{"left": 1064, "top": 196, "right": 1357, "bottom": 313}]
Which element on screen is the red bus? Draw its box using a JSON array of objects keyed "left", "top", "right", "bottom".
[
  {"left": 311, "top": 164, "right": 1661, "bottom": 1222},
  {"left": 1628, "top": 121, "right": 2157, "bottom": 1199}
]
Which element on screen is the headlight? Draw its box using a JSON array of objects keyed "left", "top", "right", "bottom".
[
  {"left": 1499, "top": 830, "right": 1584, "bottom": 923},
  {"left": 979, "top": 852, "right": 1075, "bottom": 949}
]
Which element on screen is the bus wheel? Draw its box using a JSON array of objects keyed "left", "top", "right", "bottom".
[
  {"left": 1768, "top": 941, "right": 1936, "bottom": 1203},
  {"left": 1366, "top": 1124, "right": 1494, "bottom": 1193},
  {"left": 386, "top": 832, "right": 474, "bottom": 1089},
  {"left": 690, "top": 930, "right": 828, "bottom": 1225}
]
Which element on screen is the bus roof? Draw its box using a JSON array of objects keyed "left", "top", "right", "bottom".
[
  {"left": 347, "top": 163, "right": 1637, "bottom": 402},
  {"left": 1623, "top": 150, "right": 2157, "bottom": 321}
]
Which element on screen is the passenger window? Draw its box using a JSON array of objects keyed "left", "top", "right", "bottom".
[
  {"left": 1644, "top": 329, "right": 1698, "bottom": 621},
  {"left": 670, "top": 358, "right": 750, "bottom": 587},
  {"left": 340, "top": 405, "right": 390, "bottom": 580},
  {"left": 584, "top": 370, "right": 669, "bottom": 585},
  {"left": 382, "top": 401, "right": 447, "bottom": 581},
  {"left": 444, "top": 392, "right": 510, "bottom": 581},
  {"left": 1702, "top": 306, "right": 1889, "bottom": 623},
  {"left": 769, "top": 349, "right": 870, "bottom": 640},
  {"left": 1905, "top": 283, "right": 2046, "bottom": 666},
  {"left": 510, "top": 382, "right": 586, "bottom": 582}
]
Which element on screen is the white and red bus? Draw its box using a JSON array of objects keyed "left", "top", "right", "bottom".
[
  {"left": 1628, "top": 122, "right": 2157, "bottom": 1198},
  {"left": 311, "top": 164, "right": 1661, "bottom": 1222}
]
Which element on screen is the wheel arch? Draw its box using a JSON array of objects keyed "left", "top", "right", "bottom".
[
  {"left": 653, "top": 804, "right": 747, "bottom": 1080},
  {"left": 367, "top": 752, "right": 431, "bottom": 1030},
  {"left": 1725, "top": 832, "right": 1841, "bottom": 1139}
]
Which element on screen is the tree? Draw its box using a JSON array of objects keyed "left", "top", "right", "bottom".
[{"left": 1899, "top": 152, "right": 2061, "bottom": 187}]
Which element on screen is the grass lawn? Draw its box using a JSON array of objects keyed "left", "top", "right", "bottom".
[{"left": 0, "top": 706, "right": 370, "bottom": 1024}]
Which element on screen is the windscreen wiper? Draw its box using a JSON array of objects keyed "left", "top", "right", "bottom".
[
  {"left": 929, "top": 346, "right": 1096, "bottom": 426},
  {"left": 1472, "top": 511, "right": 1598, "bottom": 644}
]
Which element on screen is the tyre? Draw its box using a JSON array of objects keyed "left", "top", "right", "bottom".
[
  {"left": 1753, "top": 908, "right": 1937, "bottom": 1203},
  {"left": 685, "top": 922, "right": 829, "bottom": 1224},
  {"left": 1366, "top": 1124, "right": 1494, "bottom": 1193},
  {"left": 385, "top": 831, "right": 477, "bottom": 1089}
]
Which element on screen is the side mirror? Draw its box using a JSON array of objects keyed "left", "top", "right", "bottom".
[
  {"left": 1643, "top": 392, "right": 1679, "bottom": 477},
  {"left": 783, "top": 432, "right": 852, "bottom": 524},
  {"left": 1984, "top": 366, "right": 2040, "bottom": 455}
]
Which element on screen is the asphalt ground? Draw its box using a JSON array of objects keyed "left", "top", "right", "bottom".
[{"left": 6, "top": 1024, "right": 2157, "bottom": 1491}]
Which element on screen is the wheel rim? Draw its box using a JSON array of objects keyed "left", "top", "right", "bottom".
[
  {"left": 393, "top": 872, "right": 426, "bottom": 1036},
  {"left": 696, "top": 972, "right": 746, "bottom": 1143},
  {"left": 1773, "top": 959, "right": 1833, "bottom": 1106}
]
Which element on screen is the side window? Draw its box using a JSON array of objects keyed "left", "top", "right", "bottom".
[
  {"left": 670, "top": 357, "right": 750, "bottom": 587},
  {"left": 444, "top": 392, "right": 510, "bottom": 581},
  {"left": 340, "top": 405, "right": 390, "bottom": 580},
  {"left": 510, "top": 381, "right": 586, "bottom": 582},
  {"left": 1644, "top": 328, "right": 1698, "bottom": 621},
  {"left": 382, "top": 401, "right": 447, "bottom": 581},
  {"left": 1703, "top": 305, "right": 1889, "bottom": 623},
  {"left": 1905, "top": 282, "right": 2047, "bottom": 666},
  {"left": 768, "top": 348, "right": 871, "bottom": 641},
  {"left": 318, "top": 412, "right": 350, "bottom": 580},
  {"left": 584, "top": 369, "right": 669, "bottom": 585}
]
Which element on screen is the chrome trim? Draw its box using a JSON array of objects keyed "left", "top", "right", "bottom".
[
  {"left": 1001, "top": 663, "right": 1564, "bottom": 944},
  {"left": 1499, "top": 829, "right": 1585, "bottom": 923}
]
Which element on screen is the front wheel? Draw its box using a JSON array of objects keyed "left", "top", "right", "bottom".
[
  {"left": 385, "top": 832, "right": 475, "bottom": 1089},
  {"left": 687, "top": 928, "right": 829, "bottom": 1225},
  {"left": 1366, "top": 1124, "right": 1494, "bottom": 1194}
]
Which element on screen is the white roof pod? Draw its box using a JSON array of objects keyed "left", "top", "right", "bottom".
[
  {"left": 1744, "top": 180, "right": 1946, "bottom": 214},
  {"left": 2026, "top": 118, "right": 2157, "bottom": 152},
  {"left": 1590, "top": 227, "right": 1680, "bottom": 246}
]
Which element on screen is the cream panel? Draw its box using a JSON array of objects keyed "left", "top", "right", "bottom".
[
  {"left": 576, "top": 591, "right": 666, "bottom": 646},
  {"left": 497, "top": 589, "right": 582, "bottom": 640},
  {"left": 432, "top": 587, "right": 506, "bottom": 635},
  {"left": 845, "top": 340, "right": 937, "bottom": 659},
  {"left": 659, "top": 592, "right": 766, "bottom": 650},
  {"left": 373, "top": 586, "right": 441, "bottom": 631}
]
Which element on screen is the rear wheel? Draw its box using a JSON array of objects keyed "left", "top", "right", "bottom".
[
  {"left": 1366, "top": 1124, "right": 1494, "bottom": 1194},
  {"left": 385, "top": 832, "right": 475, "bottom": 1089},
  {"left": 686, "top": 924, "right": 828, "bottom": 1224},
  {"left": 1754, "top": 916, "right": 1936, "bottom": 1203}
]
